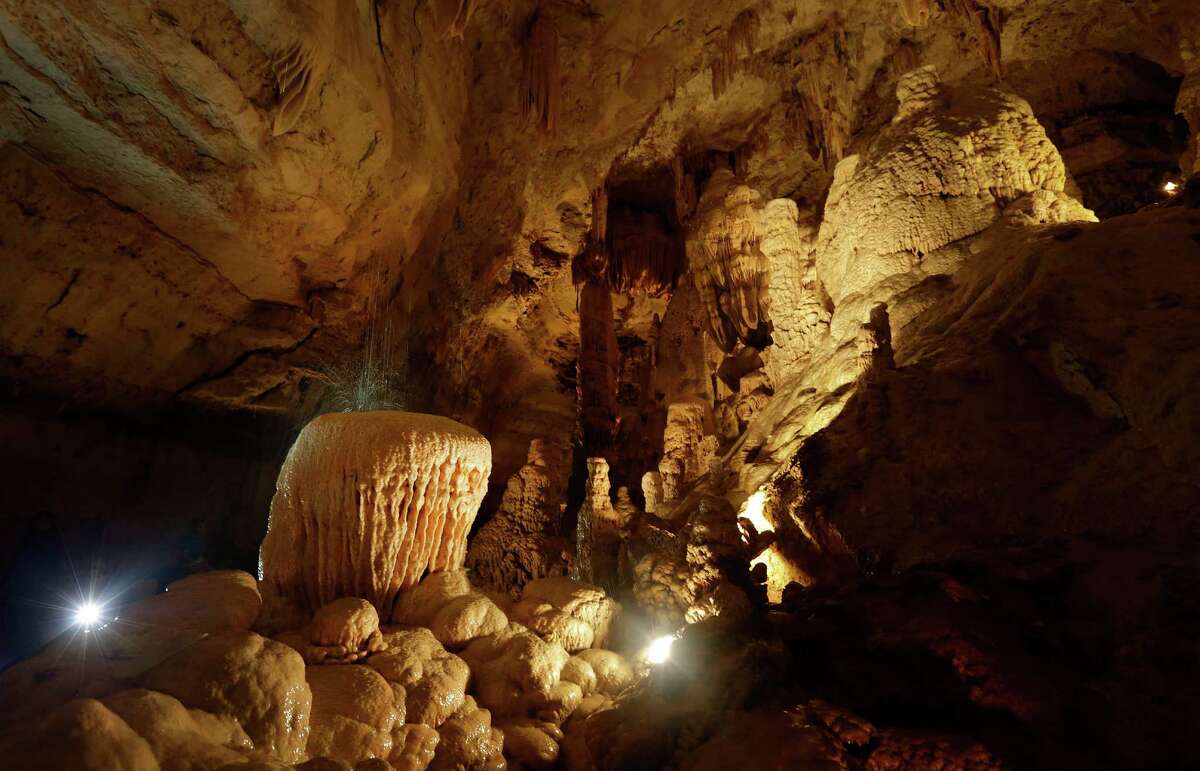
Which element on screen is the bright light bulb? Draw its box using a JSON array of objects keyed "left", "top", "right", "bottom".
[
  {"left": 75, "top": 602, "right": 102, "bottom": 627},
  {"left": 1164, "top": 181, "right": 1179, "bottom": 194},
  {"left": 644, "top": 634, "right": 674, "bottom": 665}
]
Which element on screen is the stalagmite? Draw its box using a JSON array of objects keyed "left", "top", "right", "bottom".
[
  {"left": 466, "top": 439, "right": 571, "bottom": 598},
  {"left": 260, "top": 411, "right": 492, "bottom": 614},
  {"left": 687, "top": 162, "right": 772, "bottom": 352}
]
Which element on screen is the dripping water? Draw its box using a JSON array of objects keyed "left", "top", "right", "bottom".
[{"left": 309, "top": 256, "right": 411, "bottom": 415}]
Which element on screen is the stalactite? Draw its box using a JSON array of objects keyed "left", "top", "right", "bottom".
[
  {"left": 441, "top": 0, "right": 477, "bottom": 39},
  {"left": 591, "top": 185, "right": 608, "bottom": 243},
  {"left": 711, "top": 8, "right": 759, "bottom": 99},
  {"left": 605, "top": 209, "right": 686, "bottom": 296},
  {"left": 795, "top": 23, "right": 853, "bottom": 170},
  {"left": 574, "top": 199, "right": 685, "bottom": 296},
  {"left": 943, "top": 0, "right": 1003, "bottom": 77},
  {"left": 521, "top": 7, "right": 561, "bottom": 133},
  {"left": 899, "top": 0, "right": 933, "bottom": 27},
  {"left": 672, "top": 154, "right": 698, "bottom": 223}
]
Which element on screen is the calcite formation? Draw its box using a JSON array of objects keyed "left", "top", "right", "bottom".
[
  {"left": 510, "top": 577, "right": 621, "bottom": 652},
  {"left": 815, "top": 67, "right": 1097, "bottom": 345},
  {"left": 687, "top": 162, "right": 771, "bottom": 353},
  {"left": 572, "top": 457, "right": 620, "bottom": 585},
  {"left": 659, "top": 402, "right": 719, "bottom": 504},
  {"left": 367, "top": 627, "right": 471, "bottom": 728},
  {"left": 5, "top": 1, "right": 1200, "bottom": 769},
  {"left": 260, "top": 411, "right": 492, "bottom": 613},
  {"left": 306, "top": 598, "right": 387, "bottom": 664},
  {"left": 466, "top": 439, "right": 571, "bottom": 598},
  {"left": 305, "top": 664, "right": 401, "bottom": 766},
  {"left": 140, "top": 630, "right": 313, "bottom": 763},
  {"left": 391, "top": 570, "right": 509, "bottom": 649}
]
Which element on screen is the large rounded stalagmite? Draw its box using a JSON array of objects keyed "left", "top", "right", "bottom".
[{"left": 260, "top": 411, "right": 492, "bottom": 613}]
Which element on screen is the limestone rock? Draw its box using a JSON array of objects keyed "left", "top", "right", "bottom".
[
  {"left": 632, "top": 552, "right": 692, "bottom": 626},
  {"left": 391, "top": 570, "right": 508, "bottom": 649},
  {"left": 102, "top": 689, "right": 254, "bottom": 771},
  {"left": 573, "top": 650, "right": 633, "bottom": 699},
  {"left": 660, "top": 402, "right": 717, "bottom": 500},
  {"left": 307, "top": 598, "right": 387, "bottom": 664},
  {"left": 815, "top": 67, "right": 1096, "bottom": 345},
  {"left": 0, "top": 571, "right": 263, "bottom": 724},
  {"left": 260, "top": 411, "right": 492, "bottom": 614},
  {"left": 466, "top": 439, "right": 570, "bottom": 598},
  {"left": 498, "top": 719, "right": 562, "bottom": 770},
  {"left": 306, "top": 665, "right": 401, "bottom": 767},
  {"left": 140, "top": 631, "right": 312, "bottom": 764},
  {"left": 510, "top": 577, "right": 620, "bottom": 652},
  {"left": 429, "top": 697, "right": 506, "bottom": 771},
  {"left": 132, "top": 571, "right": 263, "bottom": 635},
  {"left": 0, "top": 698, "right": 159, "bottom": 771},
  {"left": 686, "top": 162, "right": 772, "bottom": 352},
  {"left": 560, "top": 656, "right": 598, "bottom": 696},
  {"left": 572, "top": 457, "right": 618, "bottom": 585},
  {"left": 641, "top": 471, "right": 664, "bottom": 514},
  {"left": 368, "top": 628, "right": 470, "bottom": 728},
  {"left": 391, "top": 724, "right": 440, "bottom": 771},
  {"left": 459, "top": 623, "right": 578, "bottom": 724}
]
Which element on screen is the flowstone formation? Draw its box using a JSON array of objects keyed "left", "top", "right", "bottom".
[
  {"left": 260, "top": 411, "right": 492, "bottom": 613},
  {"left": 0, "top": 412, "right": 636, "bottom": 771}
]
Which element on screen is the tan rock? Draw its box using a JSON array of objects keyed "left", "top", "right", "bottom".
[
  {"left": 498, "top": 719, "right": 562, "bottom": 770},
  {"left": 307, "top": 598, "right": 387, "bottom": 664},
  {"left": 429, "top": 697, "right": 506, "bottom": 771},
  {"left": 130, "top": 571, "right": 263, "bottom": 635},
  {"left": 368, "top": 628, "right": 470, "bottom": 728},
  {"left": 390, "top": 724, "right": 440, "bottom": 771},
  {"left": 140, "top": 631, "right": 312, "bottom": 764},
  {"left": 574, "top": 650, "right": 633, "bottom": 698},
  {"left": 560, "top": 656, "right": 597, "bottom": 696},
  {"left": 815, "top": 67, "right": 1096, "bottom": 345},
  {"left": 0, "top": 570, "right": 265, "bottom": 723},
  {"left": 391, "top": 570, "right": 508, "bottom": 649},
  {"left": 306, "top": 665, "right": 400, "bottom": 767},
  {"left": 466, "top": 439, "right": 571, "bottom": 598},
  {"left": 0, "top": 698, "right": 159, "bottom": 771},
  {"left": 102, "top": 688, "right": 253, "bottom": 771},
  {"left": 260, "top": 412, "right": 492, "bottom": 614},
  {"left": 459, "top": 623, "right": 575, "bottom": 723},
  {"left": 510, "top": 577, "right": 619, "bottom": 652}
]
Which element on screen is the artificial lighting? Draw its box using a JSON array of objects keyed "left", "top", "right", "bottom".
[
  {"left": 74, "top": 602, "right": 102, "bottom": 628},
  {"left": 1164, "top": 180, "right": 1179, "bottom": 194},
  {"left": 738, "top": 489, "right": 772, "bottom": 541},
  {"left": 644, "top": 634, "right": 675, "bottom": 665}
]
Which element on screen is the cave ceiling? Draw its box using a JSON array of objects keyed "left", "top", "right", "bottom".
[{"left": 1, "top": 0, "right": 1197, "bottom": 449}]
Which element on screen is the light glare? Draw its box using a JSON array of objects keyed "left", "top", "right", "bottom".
[
  {"left": 1164, "top": 181, "right": 1179, "bottom": 194},
  {"left": 738, "top": 489, "right": 772, "bottom": 540},
  {"left": 645, "top": 634, "right": 674, "bottom": 665},
  {"left": 75, "top": 602, "right": 102, "bottom": 627}
]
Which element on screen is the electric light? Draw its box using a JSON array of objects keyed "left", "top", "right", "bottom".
[
  {"left": 74, "top": 601, "right": 102, "bottom": 628},
  {"left": 1164, "top": 180, "right": 1179, "bottom": 194},
  {"left": 644, "top": 634, "right": 675, "bottom": 665},
  {"left": 738, "top": 489, "right": 772, "bottom": 540}
]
